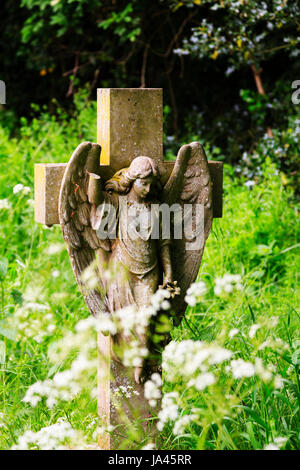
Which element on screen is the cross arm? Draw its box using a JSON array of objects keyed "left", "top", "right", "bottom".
[{"left": 34, "top": 160, "right": 223, "bottom": 226}]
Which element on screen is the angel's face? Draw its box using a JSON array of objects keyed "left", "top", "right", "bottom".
[{"left": 132, "top": 176, "right": 154, "bottom": 200}]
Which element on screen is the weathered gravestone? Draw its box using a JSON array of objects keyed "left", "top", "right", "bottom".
[{"left": 34, "top": 88, "right": 223, "bottom": 449}]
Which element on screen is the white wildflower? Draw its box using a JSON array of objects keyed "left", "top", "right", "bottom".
[
  {"left": 274, "top": 375, "right": 284, "bottom": 389},
  {"left": 228, "top": 328, "right": 240, "bottom": 338},
  {"left": 81, "top": 262, "right": 98, "bottom": 290},
  {"left": 13, "top": 184, "right": 31, "bottom": 195},
  {"left": 214, "top": 274, "right": 243, "bottom": 297},
  {"left": 123, "top": 341, "right": 148, "bottom": 368},
  {"left": 0, "top": 199, "right": 12, "bottom": 210},
  {"left": 23, "top": 284, "right": 45, "bottom": 302},
  {"left": 254, "top": 358, "right": 273, "bottom": 382},
  {"left": 244, "top": 180, "right": 255, "bottom": 188},
  {"left": 141, "top": 443, "right": 155, "bottom": 450},
  {"left": 249, "top": 324, "right": 260, "bottom": 339},
  {"left": 161, "top": 300, "right": 170, "bottom": 310},
  {"left": 189, "top": 372, "right": 216, "bottom": 391},
  {"left": 27, "top": 198, "right": 35, "bottom": 208},
  {"left": 230, "top": 359, "right": 255, "bottom": 379},
  {"left": 157, "top": 392, "right": 179, "bottom": 431},
  {"left": 144, "top": 373, "right": 162, "bottom": 407},
  {"left": 151, "top": 288, "right": 171, "bottom": 311},
  {"left": 274, "top": 437, "right": 288, "bottom": 447},
  {"left": 11, "top": 302, "right": 55, "bottom": 342},
  {"left": 162, "top": 340, "right": 232, "bottom": 382},
  {"left": 185, "top": 281, "right": 207, "bottom": 306},
  {"left": 173, "top": 414, "right": 197, "bottom": 436},
  {"left": 11, "top": 418, "right": 84, "bottom": 450},
  {"left": 264, "top": 443, "right": 280, "bottom": 450},
  {"left": 46, "top": 243, "right": 65, "bottom": 256}
]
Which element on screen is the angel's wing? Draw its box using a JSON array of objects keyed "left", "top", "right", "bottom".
[
  {"left": 59, "top": 142, "right": 107, "bottom": 316},
  {"left": 163, "top": 142, "right": 213, "bottom": 325}
]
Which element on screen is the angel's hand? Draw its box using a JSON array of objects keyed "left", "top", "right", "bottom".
[
  {"left": 162, "top": 277, "right": 173, "bottom": 288},
  {"left": 159, "top": 280, "right": 181, "bottom": 298}
]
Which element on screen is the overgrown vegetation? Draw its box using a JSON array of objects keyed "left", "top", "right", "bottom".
[
  {"left": 1, "top": 1, "right": 299, "bottom": 174},
  {"left": 0, "top": 93, "right": 299, "bottom": 449}
]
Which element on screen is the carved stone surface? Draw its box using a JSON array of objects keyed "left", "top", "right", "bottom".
[
  {"left": 97, "top": 88, "right": 163, "bottom": 171},
  {"left": 59, "top": 141, "right": 213, "bottom": 378},
  {"left": 34, "top": 163, "right": 67, "bottom": 225}
]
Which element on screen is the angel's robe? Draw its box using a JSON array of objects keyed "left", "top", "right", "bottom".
[{"left": 92, "top": 192, "right": 170, "bottom": 312}]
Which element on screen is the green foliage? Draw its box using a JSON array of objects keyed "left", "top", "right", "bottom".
[
  {"left": 99, "top": 3, "right": 141, "bottom": 43},
  {"left": 237, "top": 115, "right": 300, "bottom": 192},
  {"left": 1, "top": 0, "right": 299, "bottom": 174},
  {"left": 172, "top": 0, "right": 300, "bottom": 70},
  {"left": 20, "top": 0, "right": 104, "bottom": 42},
  {"left": 240, "top": 89, "right": 270, "bottom": 126}
]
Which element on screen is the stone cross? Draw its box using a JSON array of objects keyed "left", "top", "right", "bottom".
[{"left": 34, "top": 88, "right": 223, "bottom": 449}]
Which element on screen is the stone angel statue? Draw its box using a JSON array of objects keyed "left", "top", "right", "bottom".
[{"left": 59, "top": 141, "right": 213, "bottom": 381}]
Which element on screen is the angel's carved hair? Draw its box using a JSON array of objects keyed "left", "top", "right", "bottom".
[{"left": 105, "top": 156, "right": 161, "bottom": 195}]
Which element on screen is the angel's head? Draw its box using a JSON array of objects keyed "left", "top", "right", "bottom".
[{"left": 105, "top": 156, "right": 161, "bottom": 200}]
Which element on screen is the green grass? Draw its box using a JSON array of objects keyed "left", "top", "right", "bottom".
[{"left": 0, "top": 94, "right": 299, "bottom": 450}]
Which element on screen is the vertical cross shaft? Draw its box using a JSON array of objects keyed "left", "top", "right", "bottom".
[{"left": 96, "top": 88, "right": 164, "bottom": 449}]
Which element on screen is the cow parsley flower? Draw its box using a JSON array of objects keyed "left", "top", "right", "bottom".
[
  {"left": 46, "top": 243, "right": 65, "bottom": 256},
  {"left": 230, "top": 359, "right": 255, "bottom": 379},
  {"left": 11, "top": 302, "right": 55, "bottom": 343},
  {"left": 264, "top": 443, "right": 280, "bottom": 450},
  {"left": 11, "top": 418, "right": 84, "bottom": 450},
  {"left": 185, "top": 281, "right": 207, "bottom": 306},
  {"left": 144, "top": 373, "right": 162, "bottom": 407},
  {"left": 157, "top": 392, "right": 179, "bottom": 431},
  {"left": 173, "top": 414, "right": 198, "bottom": 436},
  {"left": 228, "top": 328, "right": 240, "bottom": 338},
  {"left": 13, "top": 184, "right": 31, "bottom": 195},
  {"left": 249, "top": 324, "right": 260, "bottom": 339},
  {"left": 141, "top": 443, "right": 155, "bottom": 450},
  {"left": 214, "top": 274, "right": 243, "bottom": 296},
  {"left": 0, "top": 199, "right": 12, "bottom": 210},
  {"left": 188, "top": 372, "right": 216, "bottom": 391}
]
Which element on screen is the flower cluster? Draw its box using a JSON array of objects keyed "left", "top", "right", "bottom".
[
  {"left": 214, "top": 274, "right": 243, "bottom": 296},
  {"left": 122, "top": 340, "right": 148, "bottom": 368},
  {"left": 144, "top": 372, "right": 162, "bottom": 407},
  {"left": 158, "top": 336, "right": 284, "bottom": 436},
  {"left": 11, "top": 302, "right": 56, "bottom": 343},
  {"left": 112, "top": 384, "right": 139, "bottom": 399},
  {"left": 162, "top": 340, "right": 232, "bottom": 383},
  {"left": 0, "top": 199, "right": 12, "bottom": 210},
  {"left": 11, "top": 418, "right": 85, "bottom": 450},
  {"left": 114, "top": 305, "right": 155, "bottom": 338},
  {"left": 151, "top": 288, "right": 172, "bottom": 311},
  {"left": 184, "top": 281, "right": 207, "bottom": 306},
  {"left": 20, "top": 285, "right": 172, "bottom": 412},
  {"left": 264, "top": 437, "right": 288, "bottom": 450},
  {"left": 23, "top": 317, "right": 100, "bottom": 408},
  {"left": 45, "top": 242, "right": 65, "bottom": 256},
  {"left": 13, "top": 183, "right": 31, "bottom": 195},
  {"left": 112, "top": 288, "right": 172, "bottom": 367},
  {"left": 157, "top": 392, "right": 179, "bottom": 431}
]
